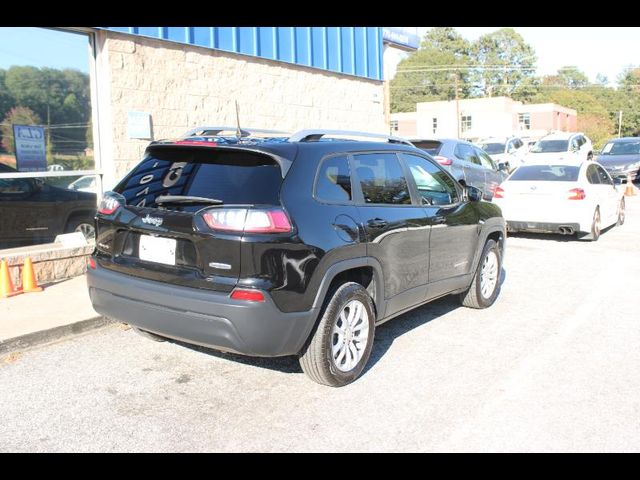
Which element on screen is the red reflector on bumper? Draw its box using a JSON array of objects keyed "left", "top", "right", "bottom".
[{"left": 230, "top": 289, "right": 265, "bottom": 302}]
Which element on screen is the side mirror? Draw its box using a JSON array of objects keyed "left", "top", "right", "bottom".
[
  {"left": 498, "top": 162, "right": 509, "bottom": 172},
  {"left": 465, "top": 185, "right": 483, "bottom": 202}
]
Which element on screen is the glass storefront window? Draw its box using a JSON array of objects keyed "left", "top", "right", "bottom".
[{"left": 0, "top": 28, "right": 99, "bottom": 249}]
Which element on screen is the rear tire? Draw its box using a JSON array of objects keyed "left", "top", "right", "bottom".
[
  {"left": 299, "top": 282, "right": 375, "bottom": 387},
  {"left": 132, "top": 326, "right": 167, "bottom": 342},
  {"left": 460, "top": 239, "right": 502, "bottom": 309},
  {"left": 616, "top": 198, "right": 626, "bottom": 226},
  {"left": 584, "top": 207, "right": 601, "bottom": 241}
]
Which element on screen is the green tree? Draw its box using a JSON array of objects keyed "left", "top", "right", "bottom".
[
  {"left": 4, "top": 66, "right": 90, "bottom": 153},
  {"left": 390, "top": 27, "right": 472, "bottom": 113},
  {"left": 595, "top": 73, "right": 609, "bottom": 87},
  {"left": 616, "top": 67, "right": 640, "bottom": 136},
  {"left": 0, "top": 106, "right": 42, "bottom": 154},
  {"left": 557, "top": 66, "right": 589, "bottom": 89},
  {"left": 471, "top": 28, "right": 537, "bottom": 97}
]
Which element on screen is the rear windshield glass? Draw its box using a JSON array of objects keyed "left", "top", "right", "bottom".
[
  {"left": 114, "top": 147, "right": 282, "bottom": 212},
  {"left": 600, "top": 141, "right": 640, "bottom": 155},
  {"left": 412, "top": 140, "right": 442, "bottom": 155},
  {"left": 530, "top": 140, "right": 569, "bottom": 153},
  {"left": 479, "top": 143, "right": 505, "bottom": 154},
  {"left": 509, "top": 165, "right": 580, "bottom": 182}
]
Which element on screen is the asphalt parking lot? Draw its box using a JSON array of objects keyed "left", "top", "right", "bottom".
[{"left": 1, "top": 197, "right": 639, "bottom": 452}]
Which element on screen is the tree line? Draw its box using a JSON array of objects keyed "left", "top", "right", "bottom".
[
  {"left": 0, "top": 66, "right": 91, "bottom": 155},
  {"left": 391, "top": 27, "right": 640, "bottom": 148}
]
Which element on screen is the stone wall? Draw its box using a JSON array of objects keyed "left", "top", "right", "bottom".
[
  {"left": 103, "top": 31, "right": 386, "bottom": 181},
  {"left": 2, "top": 244, "right": 94, "bottom": 289}
]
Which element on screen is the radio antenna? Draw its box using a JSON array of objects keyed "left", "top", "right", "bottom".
[{"left": 235, "top": 100, "right": 242, "bottom": 141}]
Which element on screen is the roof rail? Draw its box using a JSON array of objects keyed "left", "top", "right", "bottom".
[
  {"left": 181, "top": 126, "right": 290, "bottom": 138},
  {"left": 288, "top": 129, "right": 414, "bottom": 146}
]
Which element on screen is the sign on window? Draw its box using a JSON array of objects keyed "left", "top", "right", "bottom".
[{"left": 13, "top": 124, "right": 46, "bottom": 172}]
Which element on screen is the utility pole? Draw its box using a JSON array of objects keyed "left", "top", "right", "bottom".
[
  {"left": 618, "top": 110, "right": 623, "bottom": 137},
  {"left": 455, "top": 71, "right": 460, "bottom": 139}
]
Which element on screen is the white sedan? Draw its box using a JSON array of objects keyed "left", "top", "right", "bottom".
[{"left": 492, "top": 162, "right": 625, "bottom": 241}]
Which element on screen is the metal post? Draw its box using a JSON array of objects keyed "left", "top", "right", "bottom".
[
  {"left": 455, "top": 71, "right": 460, "bottom": 139},
  {"left": 618, "top": 110, "right": 623, "bottom": 137}
]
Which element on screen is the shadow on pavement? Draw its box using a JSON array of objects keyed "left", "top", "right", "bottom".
[{"left": 166, "top": 267, "right": 509, "bottom": 379}]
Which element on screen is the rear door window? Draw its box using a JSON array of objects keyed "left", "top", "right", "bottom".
[
  {"left": 475, "top": 148, "right": 497, "bottom": 170},
  {"left": 586, "top": 164, "right": 601, "bottom": 184},
  {"left": 455, "top": 143, "right": 481, "bottom": 165},
  {"left": 114, "top": 147, "right": 283, "bottom": 212},
  {"left": 352, "top": 153, "right": 412, "bottom": 205},
  {"left": 596, "top": 165, "right": 613, "bottom": 185},
  {"left": 315, "top": 155, "right": 352, "bottom": 203}
]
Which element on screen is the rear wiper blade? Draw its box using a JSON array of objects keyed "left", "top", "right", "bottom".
[{"left": 155, "top": 195, "right": 223, "bottom": 205}]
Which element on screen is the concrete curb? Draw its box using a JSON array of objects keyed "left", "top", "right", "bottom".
[{"left": 0, "top": 316, "right": 115, "bottom": 356}]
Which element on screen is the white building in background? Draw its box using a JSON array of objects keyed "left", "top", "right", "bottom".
[{"left": 391, "top": 96, "right": 577, "bottom": 142}]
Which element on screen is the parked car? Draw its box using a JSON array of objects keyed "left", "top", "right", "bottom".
[
  {"left": 492, "top": 161, "right": 624, "bottom": 241},
  {"left": 525, "top": 132, "right": 593, "bottom": 165},
  {"left": 476, "top": 136, "right": 527, "bottom": 172},
  {"left": 410, "top": 138, "right": 509, "bottom": 200},
  {"left": 0, "top": 164, "right": 97, "bottom": 248},
  {"left": 594, "top": 137, "right": 640, "bottom": 182},
  {"left": 86, "top": 128, "right": 506, "bottom": 387},
  {"left": 68, "top": 175, "right": 98, "bottom": 193}
]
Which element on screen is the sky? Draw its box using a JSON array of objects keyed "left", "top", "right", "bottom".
[
  {"left": 0, "top": 28, "right": 90, "bottom": 73},
  {"left": 0, "top": 27, "right": 638, "bottom": 87},
  {"left": 416, "top": 27, "right": 640, "bottom": 86}
]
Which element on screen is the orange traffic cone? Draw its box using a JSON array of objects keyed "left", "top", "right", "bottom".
[
  {"left": 624, "top": 174, "right": 637, "bottom": 196},
  {"left": 1, "top": 259, "right": 21, "bottom": 298},
  {"left": 21, "top": 257, "right": 43, "bottom": 293}
]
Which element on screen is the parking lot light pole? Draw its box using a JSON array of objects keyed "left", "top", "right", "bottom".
[{"left": 618, "top": 110, "right": 623, "bottom": 137}]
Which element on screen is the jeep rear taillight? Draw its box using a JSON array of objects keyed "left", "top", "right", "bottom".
[
  {"left": 98, "top": 196, "right": 121, "bottom": 215},
  {"left": 202, "top": 208, "right": 292, "bottom": 233}
]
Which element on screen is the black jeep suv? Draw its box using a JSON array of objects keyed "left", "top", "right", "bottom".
[{"left": 87, "top": 128, "right": 506, "bottom": 386}]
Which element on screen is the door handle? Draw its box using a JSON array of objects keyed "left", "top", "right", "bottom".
[{"left": 367, "top": 218, "right": 388, "bottom": 229}]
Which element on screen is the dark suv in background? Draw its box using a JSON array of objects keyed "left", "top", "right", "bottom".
[
  {"left": 410, "top": 138, "right": 508, "bottom": 200},
  {"left": 0, "top": 163, "right": 96, "bottom": 249},
  {"left": 87, "top": 128, "right": 506, "bottom": 386}
]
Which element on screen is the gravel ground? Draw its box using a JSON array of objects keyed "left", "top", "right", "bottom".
[{"left": 1, "top": 197, "right": 639, "bottom": 452}]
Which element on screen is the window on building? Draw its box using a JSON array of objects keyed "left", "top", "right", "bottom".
[
  {"left": 390, "top": 120, "right": 398, "bottom": 132},
  {"left": 518, "top": 113, "right": 531, "bottom": 130},
  {"left": 461, "top": 115, "right": 472, "bottom": 133},
  {"left": 432, "top": 117, "right": 437, "bottom": 134},
  {"left": 0, "top": 27, "right": 99, "bottom": 250}
]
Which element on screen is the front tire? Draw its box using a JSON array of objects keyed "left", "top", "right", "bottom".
[
  {"left": 299, "top": 282, "right": 375, "bottom": 387},
  {"left": 65, "top": 216, "right": 96, "bottom": 242},
  {"left": 460, "top": 239, "right": 502, "bottom": 309}
]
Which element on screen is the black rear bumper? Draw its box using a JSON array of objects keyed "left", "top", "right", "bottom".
[{"left": 86, "top": 264, "right": 318, "bottom": 357}]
